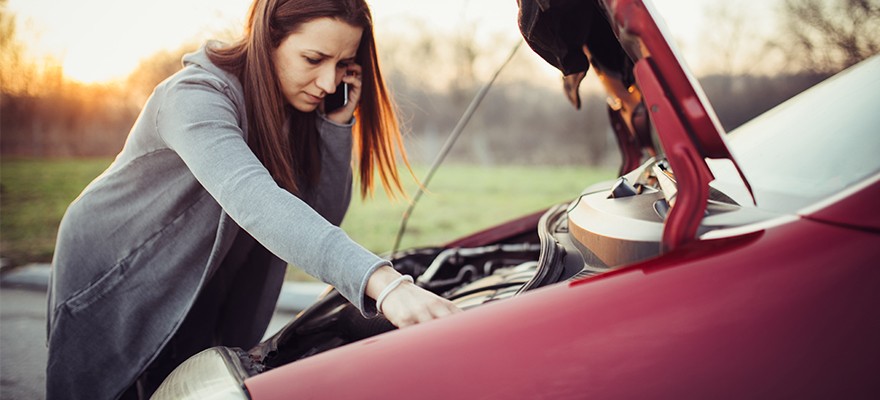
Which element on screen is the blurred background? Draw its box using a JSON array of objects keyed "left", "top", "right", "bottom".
[{"left": 1, "top": 0, "right": 878, "bottom": 269}]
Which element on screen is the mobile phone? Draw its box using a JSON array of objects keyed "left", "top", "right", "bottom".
[{"left": 325, "top": 82, "right": 349, "bottom": 112}]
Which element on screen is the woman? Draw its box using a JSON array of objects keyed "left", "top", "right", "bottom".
[{"left": 45, "top": 0, "right": 461, "bottom": 398}]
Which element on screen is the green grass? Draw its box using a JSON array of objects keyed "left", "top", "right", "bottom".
[
  {"left": 0, "top": 158, "right": 614, "bottom": 276},
  {"left": 343, "top": 164, "right": 614, "bottom": 254},
  {"left": 1, "top": 158, "right": 113, "bottom": 267}
]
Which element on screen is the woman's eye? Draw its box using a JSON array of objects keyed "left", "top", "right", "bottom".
[
  {"left": 337, "top": 62, "right": 351, "bottom": 70},
  {"left": 305, "top": 57, "right": 321, "bottom": 65}
]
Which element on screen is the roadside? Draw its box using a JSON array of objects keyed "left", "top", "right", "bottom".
[{"left": 0, "top": 287, "right": 46, "bottom": 400}]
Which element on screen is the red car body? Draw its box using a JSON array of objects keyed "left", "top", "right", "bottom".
[
  {"left": 154, "top": 0, "right": 880, "bottom": 398},
  {"left": 249, "top": 219, "right": 879, "bottom": 399}
]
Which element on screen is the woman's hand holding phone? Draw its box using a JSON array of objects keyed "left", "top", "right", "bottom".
[{"left": 324, "top": 63, "right": 362, "bottom": 125}]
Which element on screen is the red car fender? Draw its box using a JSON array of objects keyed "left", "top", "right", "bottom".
[{"left": 803, "top": 175, "right": 880, "bottom": 233}]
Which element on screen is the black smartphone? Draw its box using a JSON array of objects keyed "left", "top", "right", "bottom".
[{"left": 325, "top": 82, "right": 349, "bottom": 112}]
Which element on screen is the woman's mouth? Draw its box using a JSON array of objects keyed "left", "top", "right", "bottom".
[{"left": 305, "top": 93, "right": 323, "bottom": 103}]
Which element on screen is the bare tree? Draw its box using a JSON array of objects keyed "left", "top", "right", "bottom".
[
  {"left": 697, "top": 3, "right": 773, "bottom": 76},
  {"left": 774, "top": 0, "right": 880, "bottom": 73},
  {"left": 0, "top": 0, "right": 35, "bottom": 95},
  {"left": 125, "top": 45, "right": 196, "bottom": 107}
]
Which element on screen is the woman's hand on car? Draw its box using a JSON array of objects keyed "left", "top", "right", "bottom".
[{"left": 366, "top": 266, "right": 462, "bottom": 328}]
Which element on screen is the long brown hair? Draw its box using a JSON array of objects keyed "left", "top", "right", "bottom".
[{"left": 208, "top": 0, "right": 411, "bottom": 198}]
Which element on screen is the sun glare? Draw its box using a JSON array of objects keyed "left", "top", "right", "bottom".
[
  {"left": 59, "top": 51, "right": 141, "bottom": 85},
  {"left": 7, "top": 0, "right": 248, "bottom": 85},
  {"left": 7, "top": 0, "right": 773, "bottom": 86}
]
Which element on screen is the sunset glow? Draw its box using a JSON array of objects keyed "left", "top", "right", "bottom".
[
  {"left": 8, "top": 0, "right": 249, "bottom": 84},
  {"left": 7, "top": 0, "right": 774, "bottom": 84}
]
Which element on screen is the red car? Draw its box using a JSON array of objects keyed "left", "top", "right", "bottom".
[{"left": 153, "top": 0, "right": 880, "bottom": 398}]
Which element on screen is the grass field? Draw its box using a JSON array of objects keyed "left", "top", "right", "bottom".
[
  {"left": 344, "top": 164, "right": 614, "bottom": 253},
  {"left": 0, "top": 158, "right": 614, "bottom": 272},
  {"left": 1, "top": 158, "right": 114, "bottom": 267}
]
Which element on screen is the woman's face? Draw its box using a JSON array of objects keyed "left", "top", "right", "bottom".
[{"left": 273, "top": 17, "right": 363, "bottom": 112}]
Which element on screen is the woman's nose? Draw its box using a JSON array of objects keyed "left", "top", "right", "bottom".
[{"left": 316, "top": 66, "right": 339, "bottom": 95}]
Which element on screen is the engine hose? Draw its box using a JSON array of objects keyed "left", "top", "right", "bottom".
[{"left": 446, "top": 281, "right": 529, "bottom": 301}]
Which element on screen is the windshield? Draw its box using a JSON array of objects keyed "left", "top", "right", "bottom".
[{"left": 722, "top": 56, "right": 880, "bottom": 213}]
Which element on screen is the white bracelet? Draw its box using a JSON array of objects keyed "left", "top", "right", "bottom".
[{"left": 376, "top": 275, "right": 414, "bottom": 315}]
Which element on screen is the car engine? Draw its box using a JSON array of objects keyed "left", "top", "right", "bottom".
[
  {"left": 245, "top": 159, "right": 749, "bottom": 374},
  {"left": 244, "top": 197, "right": 614, "bottom": 374}
]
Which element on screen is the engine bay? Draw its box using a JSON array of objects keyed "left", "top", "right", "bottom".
[
  {"left": 243, "top": 157, "right": 755, "bottom": 374},
  {"left": 245, "top": 199, "right": 608, "bottom": 373}
]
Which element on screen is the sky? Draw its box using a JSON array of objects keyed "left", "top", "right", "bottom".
[{"left": 7, "top": 0, "right": 777, "bottom": 84}]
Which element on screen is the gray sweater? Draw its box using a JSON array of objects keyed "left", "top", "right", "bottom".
[{"left": 46, "top": 43, "right": 387, "bottom": 400}]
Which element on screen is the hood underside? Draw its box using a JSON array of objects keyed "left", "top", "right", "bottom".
[{"left": 518, "top": 0, "right": 754, "bottom": 250}]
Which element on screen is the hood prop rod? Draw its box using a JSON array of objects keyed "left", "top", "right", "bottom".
[{"left": 391, "top": 40, "right": 523, "bottom": 255}]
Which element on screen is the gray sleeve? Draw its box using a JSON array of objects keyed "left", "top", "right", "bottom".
[
  {"left": 311, "top": 114, "right": 354, "bottom": 227},
  {"left": 156, "top": 75, "right": 381, "bottom": 317}
]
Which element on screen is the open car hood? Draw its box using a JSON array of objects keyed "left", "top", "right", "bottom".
[{"left": 519, "top": 0, "right": 754, "bottom": 250}]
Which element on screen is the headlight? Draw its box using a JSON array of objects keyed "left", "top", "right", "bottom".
[{"left": 151, "top": 347, "right": 252, "bottom": 400}]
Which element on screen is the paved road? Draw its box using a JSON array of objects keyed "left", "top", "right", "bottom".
[
  {"left": 0, "top": 287, "right": 47, "bottom": 400},
  {"left": 0, "top": 284, "right": 299, "bottom": 400}
]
